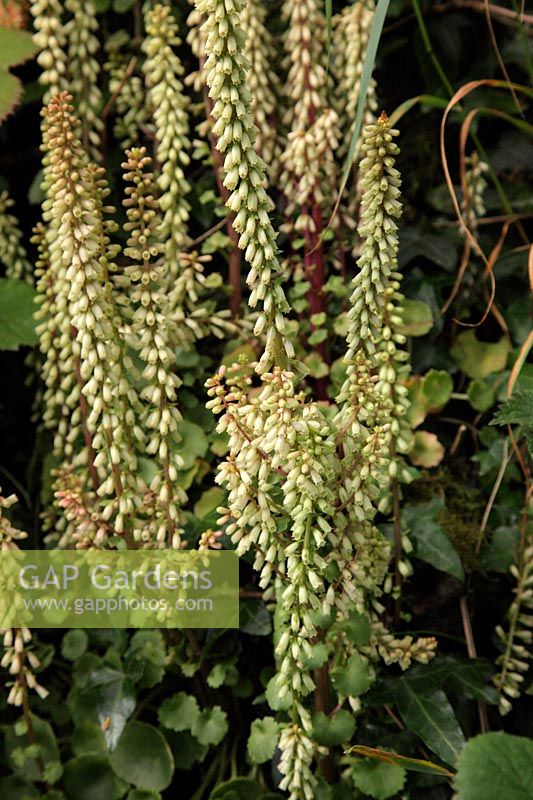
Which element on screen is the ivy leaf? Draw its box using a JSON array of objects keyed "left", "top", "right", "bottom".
[
  {"left": 331, "top": 654, "right": 373, "bottom": 697},
  {"left": 454, "top": 732, "right": 533, "bottom": 800},
  {"left": 403, "top": 499, "right": 464, "bottom": 581},
  {"left": 351, "top": 759, "right": 406, "bottom": 800},
  {"left": 0, "top": 279, "right": 38, "bottom": 349},
  {"left": 395, "top": 681, "right": 466, "bottom": 766},
  {"left": 312, "top": 710, "right": 356, "bottom": 746},
  {"left": 247, "top": 717, "right": 279, "bottom": 764},
  {"left": 110, "top": 722, "right": 174, "bottom": 792},
  {"left": 191, "top": 706, "right": 228, "bottom": 746},
  {"left": 158, "top": 692, "right": 200, "bottom": 732}
]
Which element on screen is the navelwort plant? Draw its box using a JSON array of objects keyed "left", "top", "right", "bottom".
[{"left": 3, "top": 0, "right": 486, "bottom": 795}]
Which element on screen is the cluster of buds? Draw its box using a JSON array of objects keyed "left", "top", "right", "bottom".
[
  {"left": 194, "top": 0, "right": 293, "bottom": 374},
  {"left": 30, "top": 0, "right": 69, "bottom": 102},
  {"left": 0, "top": 491, "right": 48, "bottom": 705},
  {"left": 0, "top": 190, "right": 32, "bottom": 282},
  {"left": 143, "top": 4, "right": 192, "bottom": 283},
  {"left": 64, "top": 0, "right": 103, "bottom": 159}
]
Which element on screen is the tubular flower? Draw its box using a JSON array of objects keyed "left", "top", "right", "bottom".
[
  {"left": 332, "top": 0, "right": 377, "bottom": 156},
  {"left": 0, "top": 191, "right": 32, "bottom": 282},
  {"left": 494, "top": 538, "right": 533, "bottom": 715},
  {"left": 30, "top": 0, "right": 69, "bottom": 102},
  {"left": 282, "top": 0, "right": 328, "bottom": 132},
  {"left": 143, "top": 3, "right": 192, "bottom": 280},
  {"left": 194, "top": 0, "right": 292, "bottom": 374},
  {"left": 240, "top": 0, "right": 281, "bottom": 177},
  {"left": 104, "top": 45, "right": 148, "bottom": 149},
  {"left": 0, "top": 491, "right": 48, "bottom": 706},
  {"left": 64, "top": 0, "right": 103, "bottom": 159},
  {"left": 40, "top": 93, "right": 139, "bottom": 539},
  {"left": 120, "top": 147, "right": 187, "bottom": 549}
]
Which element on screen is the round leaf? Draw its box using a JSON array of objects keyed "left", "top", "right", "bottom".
[
  {"left": 454, "top": 732, "right": 533, "bottom": 800},
  {"left": 247, "top": 717, "right": 279, "bottom": 764},
  {"left": 63, "top": 755, "right": 127, "bottom": 800},
  {"left": 110, "top": 722, "right": 174, "bottom": 792},
  {"left": 352, "top": 759, "right": 406, "bottom": 800}
]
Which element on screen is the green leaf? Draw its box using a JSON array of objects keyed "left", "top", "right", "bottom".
[
  {"left": 247, "top": 717, "right": 279, "bottom": 764},
  {"left": 422, "top": 370, "right": 453, "bottom": 412},
  {"left": 176, "top": 419, "right": 209, "bottom": 470},
  {"left": 209, "top": 779, "right": 265, "bottom": 800},
  {"left": 395, "top": 681, "right": 466, "bottom": 766},
  {"left": 351, "top": 759, "right": 406, "bottom": 800},
  {"left": 398, "top": 299, "right": 433, "bottom": 337},
  {"left": 403, "top": 499, "right": 464, "bottom": 581},
  {"left": 454, "top": 732, "right": 533, "bottom": 800},
  {"left": 0, "top": 70, "right": 23, "bottom": 123},
  {"left": 61, "top": 630, "right": 89, "bottom": 661},
  {"left": 346, "top": 746, "right": 453, "bottom": 777},
  {"left": 158, "top": 692, "right": 200, "bottom": 732},
  {"left": 265, "top": 674, "right": 293, "bottom": 711},
  {"left": 0, "top": 28, "right": 38, "bottom": 68},
  {"left": 191, "top": 706, "right": 228, "bottom": 747},
  {"left": 481, "top": 526, "right": 519, "bottom": 573},
  {"left": 399, "top": 228, "right": 459, "bottom": 270},
  {"left": 451, "top": 331, "right": 510, "bottom": 379},
  {"left": 127, "top": 792, "right": 161, "bottom": 800},
  {"left": 72, "top": 722, "right": 107, "bottom": 756},
  {"left": 5, "top": 714, "right": 62, "bottom": 783},
  {"left": 312, "top": 710, "right": 356, "bottom": 747},
  {"left": 331, "top": 654, "right": 373, "bottom": 697},
  {"left": 193, "top": 486, "right": 225, "bottom": 518},
  {"left": 301, "top": 641, "right": 330, "bottom": 670},
  {"left": 340, "top": 611, "right": 372, "bottom": 646},
  {"left": 82, "top": 667, "right": 136, "bottom": 751},
  {"left": 491, "top": 391, "right": 533, "bottom": 453},
  {"left": 63, "top": 755, "right": 127, "bottom": 800},
  {"left": 125, "top": 630, "right": 166, "bottom": 689},
  {"left": 0, "top": 279, "right": 38, "bottom": 349},
  {"left": 0, "top": 777, "right": 40, "bottom": 800},
  {"left": 110, "top": 722, "right": 174, "bottom": 792},
  {"left": 467, "top": 379, "right": 495, "bottom": 412},
  {"left": 166, "top": 730, "right": 208, "bottom": 770},
  {"left": 410, "top": 430, "right": 445, "bottom": 468}
]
